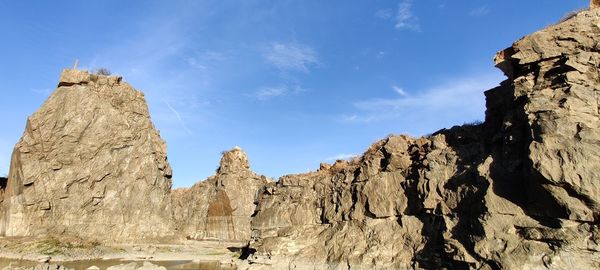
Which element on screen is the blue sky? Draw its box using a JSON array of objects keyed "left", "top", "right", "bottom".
[{"left": 0, "top": 0, "right": 588, "bottom": 187}]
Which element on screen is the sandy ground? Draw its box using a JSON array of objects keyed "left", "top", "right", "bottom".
[{"left": 0, "top": 236, "right": 244, "bottom": 268}]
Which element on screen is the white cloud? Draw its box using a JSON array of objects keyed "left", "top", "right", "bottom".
[
  {"left": 264, "top": 42, "right": 319, "bottom": 72},
  {"left": 392, "top": 85, "right": 408, "bottom": 96},
  {"left": 470, "top": 6, "right": 490, "bottom": 17},
  {"left": 30, "top": 88, "right": 52, "bottom": 96},
  {"left": 325, "top": 153, "right": 359, "bottom": 162},
  {"left": 164, "top": 100, "right": 193, "bottom": 135},
  {"left": 395, "top": 0, "right": 420, "bottom": 31},
  {"left": 339, "top": 73, "right": 503, "bottom": 131},
  {"left": 254, "top": 84, "right": 307, "bottom": 101},
  {"left": 255, "top": 86, "right": 287, "bottom": 100},
  {"left": 187, "top": 50, "right": 226, "bottom": 70},
  {"left": 187, "top": 58, "right": 207, "bottom": 70},
  {"left": 375, "top": 9, "right": 393, "bottom": 19}
]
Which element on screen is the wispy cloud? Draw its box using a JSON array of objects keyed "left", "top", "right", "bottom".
[
  {"left": 375, "top": 9, "right": 393, "bottom": 20},
  {"left": 30, "top": 88, "right": 52, "bottom": 96},
  {"left": 187, "top": 50, "right": 227, "bottom": 70},
  {"left": 164, "top": 100, "right": 193, "bottom": 135},
  {"left": 392, "top": 85, "right": 408, "bottom": 96},
  {"left": 264, "top": 42, "right": 319, "bottom": 72},
  {"left": 395, "top": 0, "right": 420, "bottom": 31},
  {"left": 254, "top": 84, "right": 307, "bottom": 101},
  {"left": 325, "top": 153, "right": 359, "bottom": 162},
  {"left": 470, "top": 6, "right": 490, "bottom": 17},
  {"left": 339, "top": 73, "right": 503, "bottom": 132},
  {"left": 375, "top": 1, "right": 420, "bottom": 31},
  {"left": 255, "top": 86, "right": 287, "bottom": 100}
]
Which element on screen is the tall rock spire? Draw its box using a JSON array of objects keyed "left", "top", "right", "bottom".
[{"left": 0, "top": 69, "right": 174, "bottom": 240}]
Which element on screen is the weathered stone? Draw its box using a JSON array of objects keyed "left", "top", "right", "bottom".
[
  {"left": 136, "top": 262, "right": 166, "bottom": 270},
  {"left": 244, "top": 8, "right": 600, "bottom": 270},
  {"left": 1, "top": 264, "right": 73, "bottom": 270},
  {"left": 0, "top": 69, "right": 174, "bottom": 241},
  {"left": 172, "top": 147, "right": 271, "bottom": 242}
]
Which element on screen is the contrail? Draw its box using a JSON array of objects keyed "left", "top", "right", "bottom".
[{"left": 164, "top": 100, "right": 193, "bottom": 135}]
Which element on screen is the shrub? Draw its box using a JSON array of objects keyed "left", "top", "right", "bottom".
[{"left": 95, "top": 68, "right": 111, "bottom": 76}]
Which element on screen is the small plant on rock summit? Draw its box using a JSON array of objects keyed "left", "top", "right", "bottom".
[{"left": 94, "top": 68, "right": 111, "bottom": 76}]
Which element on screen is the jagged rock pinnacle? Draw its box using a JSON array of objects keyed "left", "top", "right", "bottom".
[{"left": 217, "top": 147, "right": 250, "bottom": 174}]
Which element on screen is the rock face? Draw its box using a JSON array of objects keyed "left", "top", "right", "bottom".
[
  {"left": 592, "top": 0, "right": 600, "bottom": 9},
  {"left": 245, "top": 8, "right": 600, "bottom": 269},
  {"left": 0, "top": 70, "right": 174, "bottom": 241},
  {"left": 172, "top": 147, "right": 271, "bottom": 242}
]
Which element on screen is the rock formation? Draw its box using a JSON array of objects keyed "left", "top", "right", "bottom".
[
  {"left": 243, "top": 8, "right": 600, "bottom": 269},
  {"left": 0, "top": 70, "right": 271, "bottom": 244},
  {"left": 0, "top": 70, "right": 175, "bottom": 241},
  {"left": 172, "top": 147, "right": 271, "bottom": 242},
  {"left": 592, "top": 0, "right": 600, "bottom": 9}
]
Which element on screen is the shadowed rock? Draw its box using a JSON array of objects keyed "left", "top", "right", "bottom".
[
  {"left": 242, "top": 8, "right": 600, "bottom": 270},
  {"left": 172, "top": 147, "right": 271, "bottom": 242}
]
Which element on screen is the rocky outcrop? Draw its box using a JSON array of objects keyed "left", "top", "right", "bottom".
[
  {"left": 172, "top": 147, "right": 271, "bottom": 242},
  {"left": 0, "top": 70, "right": 174, "bottom": 241},
  {"left": 244, "top": 8, "right": 600, "bottom": 270},
  {"left": 0, "top": 70, "right": 271, "bottom": 244}
]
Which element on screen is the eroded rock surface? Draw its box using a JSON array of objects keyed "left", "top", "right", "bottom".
[
  {"left": 0, "top": 70, "right": 271, "bottom": 244},
  {"left": 0, "top": 70, "right": 174, "bottom": 241},
  {"left": 244, "top": 8, "right": 600, "bottom": 270},
  {"left": 172, "top": 147, "right": 271, "bottom": 242},
  {"left": 2, "top": 263, "right": 73, "bottom": 270}
]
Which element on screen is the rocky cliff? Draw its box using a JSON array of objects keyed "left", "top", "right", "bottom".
[
  {"left": 243, "top": 8, "right": 600, "bottom": 270},
  {"left": 172, "top": 147, "right": 271, "bottom": 242},
  {"left": 0, "top": 70, "right": 271, "bottom": 244},
  {"left": 0, "top": 70, "right": 175, "bottom": 241}
]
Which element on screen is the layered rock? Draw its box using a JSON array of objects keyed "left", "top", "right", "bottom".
[
  {"left": 244, "top": 8, "right": 600, "bottom": 269},
  {"left": 172, "top": 147, "right": 271, "bottom": 242},
  {"left": 0, "top": 70, "right": 174, "bottom": 241}
]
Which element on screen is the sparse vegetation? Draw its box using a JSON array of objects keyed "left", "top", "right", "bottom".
[
  {"left": 94, "top": 68, "right": 111, "bottom": 76},
  {"left": 21, "top": 237, "right": 103, "bottom": 255},
  {"left": 35, "top": 237, "right": 67, "bottom": 255},
  {"left": 558, "top": 8, "right": 587, "bottom": 23}
]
